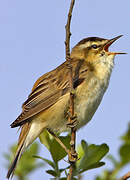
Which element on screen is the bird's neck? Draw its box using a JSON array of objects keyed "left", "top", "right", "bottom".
[
  {"left": 93, "top": 56, "right": 115, "bottom": 81},
  {"left": 71, "top": 47, "right": 115, "bottom": 82},
  {"left": 71, "top": 47, "right": 85, "bottom": 59}
]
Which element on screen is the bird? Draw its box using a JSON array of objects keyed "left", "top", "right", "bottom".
[{"left": 7, "top": 35, "right": 126, "bottom": 178}]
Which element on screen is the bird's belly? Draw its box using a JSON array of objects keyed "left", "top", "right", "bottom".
[
  {"left": 43, "top": 77, "right": 108, "bottom": 133},
  {"left": 75, "top": 79, "right": 107, "bottom": 129}
]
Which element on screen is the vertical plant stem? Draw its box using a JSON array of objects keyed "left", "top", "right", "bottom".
[{"left": 65, "top": 0, "right": 76, "bottom": 180}]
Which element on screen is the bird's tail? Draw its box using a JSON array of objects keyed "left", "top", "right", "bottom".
[
  {"left": 7, "top": 120, "right": 46, "bottom": 179},
  {"left": 7, "top": 122, "right": 30, "bottom": 179},
  {"left": 6, "top": 143, "right": 24, "bottom": 179}
]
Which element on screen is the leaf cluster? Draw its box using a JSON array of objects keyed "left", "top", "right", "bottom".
[
  {"left": 95, "top": 123, "right": 130, "bottom": 180},
  {"left": 4, "top": 143, "right": 43, "bottom": 180},
  {"left": 36, "top": 130, "right": 109, "bottom": 179},
  {"left": 4, "top": 124, "right": 130, "bottom": 180}
]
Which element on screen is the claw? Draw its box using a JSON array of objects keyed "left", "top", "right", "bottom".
[
  {"left": 67, "top": 114, "right": 78, "bottom": 128},
  {"left": 70, "top": 114, "right": 77, "bottom": 120},
  {"left": 68, "top": 150, "right": 78, "bottom": 163}
]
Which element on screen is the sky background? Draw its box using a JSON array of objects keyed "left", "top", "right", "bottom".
[{"left": 0, "top": 0, "right": 130, "bottom": 179}]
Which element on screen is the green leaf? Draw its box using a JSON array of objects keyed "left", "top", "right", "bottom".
[
  {"left": 76, "top": 140, "right": 88, "bottom": 167},
  {"left": 40, "top": 131, "right": 71, "bottom": 163},
  {"left": 46, "top": 170, "right": 57, "bottom": 177},
  {"left": 59, "top": 166, "right": 70, "bottom": 173},
  {"left": 81, "top": 140, "right": 89, "bottom": 152},
  {"left": 50, "top": 135, "right": 71, "bottom": 163},
  {"left": 76, "top": 141, "right": 109, "bottom": 174},
  {"left": 84, "top": 161, "right": 105, "bottom": 171},
  {"left": 39, "top": 130, "right": 52, "bottom": 150},
  {"left": 121, "top": 123, "right": 130, "bottom": 144},
  {"left": 33, "top": 155, "right": 55, "bottom": 169},
  {"left": 77, "top": 143, "right": 84, "bottom": 159},
  {"left": 119, "top": 144, "right": 130, "bottom": 164}
]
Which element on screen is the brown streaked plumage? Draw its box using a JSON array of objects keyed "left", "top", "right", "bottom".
[
  {"left": 11, "top": 59, "right": 87, "bottom": 128},
  {"left": 7, "top": 35, "right": 126, "bottom": 179}
]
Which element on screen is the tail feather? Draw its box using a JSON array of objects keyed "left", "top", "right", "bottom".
[
  {"left": 6, "top": 144, "right": 24, "bottom": 179},
  {"left": 7, "top": 122, "right": 30, "bottom": 179},
  {"left": 7, "top": 120, "right": 45, "bottom": 179}
]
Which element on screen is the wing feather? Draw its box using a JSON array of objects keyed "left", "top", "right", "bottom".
[{"left": 11, "top": 59, "right": 88, "bottom": 128}]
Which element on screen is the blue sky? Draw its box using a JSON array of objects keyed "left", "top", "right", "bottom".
[{"left": 1, "top": 0, "right": 130, "bottom": 179}]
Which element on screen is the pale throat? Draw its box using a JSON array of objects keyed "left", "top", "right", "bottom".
[{"left": 94, "top": 55, "right": 115, "bottom": 80}]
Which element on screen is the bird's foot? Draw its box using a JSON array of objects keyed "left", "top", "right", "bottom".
[
  {"left": 67, "top": 114, "right": 78, "bottom": 128},
  {"left": 68, "top": 150, "right": 78, "bottom": 163}
]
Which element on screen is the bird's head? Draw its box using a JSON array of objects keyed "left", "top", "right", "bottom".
[{"left": 71, "top": 35, "right": 126, "bottom": 66}]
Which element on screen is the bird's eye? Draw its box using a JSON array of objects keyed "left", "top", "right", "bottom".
[{"left": 91, "top": 44, "right": 98, "bottom": 49}]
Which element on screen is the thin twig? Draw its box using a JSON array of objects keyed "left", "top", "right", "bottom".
[
  {"left": 65, "top": 0, "right": 76, "bottom": 180},
  {"left": 118, "top": 172, "right": 130, "bottom": 180},
  {"left": 47, "top": 129, "right": 69, "bottom": 154}
]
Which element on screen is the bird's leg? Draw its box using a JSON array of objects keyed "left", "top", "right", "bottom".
[
  {"left": 47, "top": 129, "right": 69, "bottom": 154},
  {"left": 66, "top": 113, "right": 78, "bottom": 128},
  {"left": 68, "top": 151, "right": 78, "bottom": 163}
]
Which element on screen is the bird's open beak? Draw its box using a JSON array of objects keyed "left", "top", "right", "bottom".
[{"left": 104, "top": 35, "right": 127, "bottom": 55}]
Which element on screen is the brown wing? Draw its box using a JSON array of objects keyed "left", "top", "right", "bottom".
[{"left": 11, "top": 59, "right": 88, "bottom": 128}]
